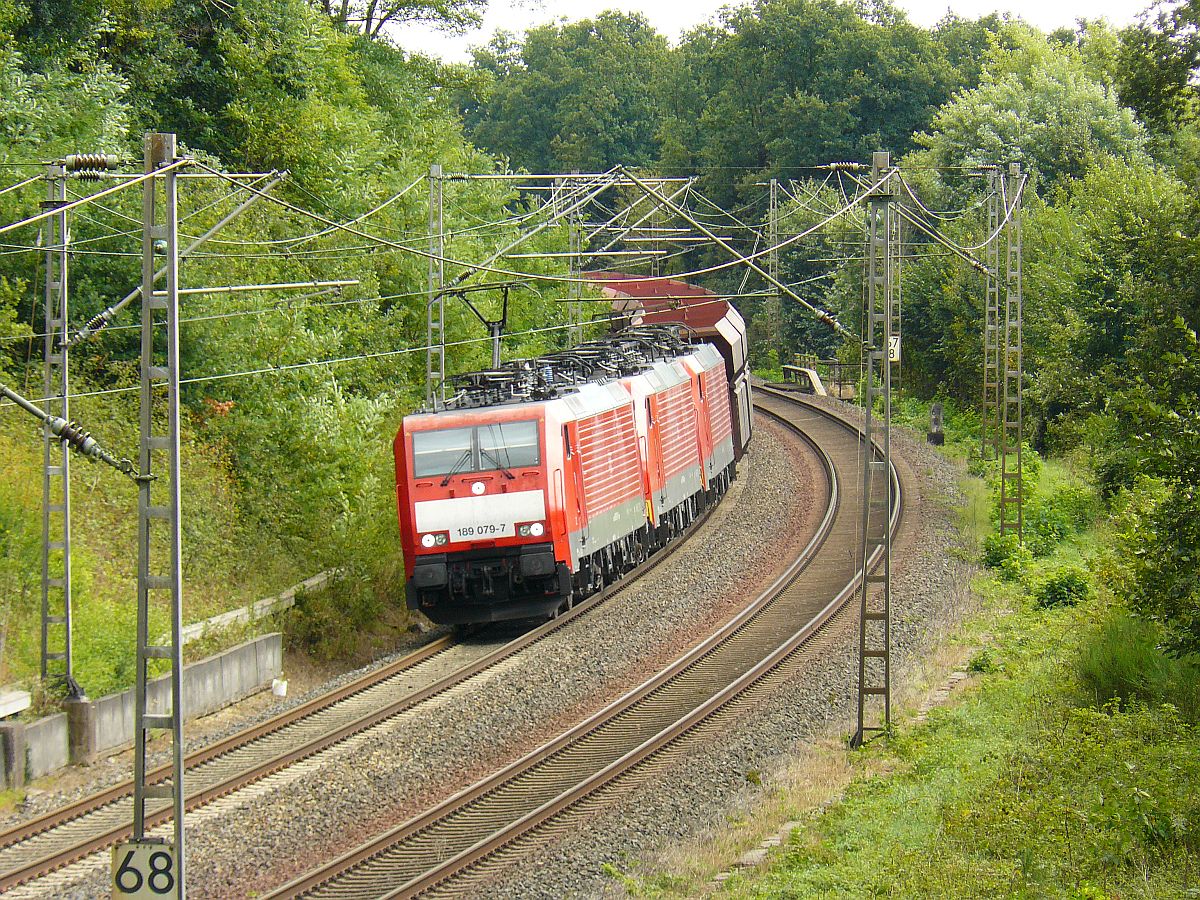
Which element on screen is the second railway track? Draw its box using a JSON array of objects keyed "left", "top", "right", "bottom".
[
  {"left": 267, "top": 389, "right": 901, "bottom": 899},
  {"left": 0, "top": 457, "right": 724, "bottom": 893},
  {"left": 2, "top": 389, "right": 891, "bottom": 897}
]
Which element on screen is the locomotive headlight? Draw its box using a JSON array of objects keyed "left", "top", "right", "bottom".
[
  {"left": 435, "top": 533, "right": 448, "bottom": 546},
  {"left": 517, "top": 524, "right": 531, "bottom": 537},
  {"left": 421, "top": 533, "right": 437, "bottom": 548},
  {"left": 529, "top": 522, "right": 544, "bottom": 537}
]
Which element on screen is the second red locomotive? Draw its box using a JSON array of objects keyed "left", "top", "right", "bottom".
[{"left": 394, "top": 278, "right": 751, "bottom": 625}]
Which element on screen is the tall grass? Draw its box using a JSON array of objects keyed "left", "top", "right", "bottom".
[{"left": 1077, "top": 612, "right": 1200, "bottom": 723}]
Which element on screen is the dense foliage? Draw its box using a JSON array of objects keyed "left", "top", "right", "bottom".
[
  {"left": 464, "top": 11, "right": 671, "bottom": 173},
  {"left": 0, "top": 0, "right": 575, "bottom": 686}
]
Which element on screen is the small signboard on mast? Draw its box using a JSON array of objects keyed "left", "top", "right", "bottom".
[{"left": 112, "top": 841, "right": 179, "bottom": 899}]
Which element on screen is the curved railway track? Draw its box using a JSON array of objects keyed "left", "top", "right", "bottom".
[
  {"left": 0, "top": 468, "right": 724, "bottom": 893},
  {"left": 265, "top": 390, "right": 902, "bottom": 899}
]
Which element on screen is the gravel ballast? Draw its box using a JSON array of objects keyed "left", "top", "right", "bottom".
[
  {"left": 14, "top": 413, "right": 821, "bottom": 899},
  {"left": 474, "top": 396, "right": 978, "bottom": 899}
]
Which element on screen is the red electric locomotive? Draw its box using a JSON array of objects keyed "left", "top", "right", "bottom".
[{"left": 394, "top": 280, "right": 751, "bottom": 625}]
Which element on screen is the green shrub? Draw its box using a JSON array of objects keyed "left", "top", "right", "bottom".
[
  {"left": 1022, "top": 502, "right": 1072, "bottom": 557},
  {"left": 1078, "top": 613, "right": 1200, "bottom": 722},
  {"left": 1023, "top": 482, "right": 1099, "bottom": 557},
  {"left": 982, "top": 532, "right": 1031, "bottom": 579},
  {"left": 981, "top": 532, "right": 1019, "bottom": 568},
  {"left": 967, "top": 648, "right": 1000, "bottom": 674},
  {"left": 1033, "top": 566, "right": 1091, "bottom": 608},
  {"left": 1109, "top": 479, "right": 1200, "bottom": 656},
  {"left": 285, "top": 577, "right": 384, "bottom": 660}
]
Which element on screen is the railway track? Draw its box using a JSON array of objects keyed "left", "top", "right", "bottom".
[
  {"left": 265, "top": 390, "right": 901, "bottom": 899},
  {"left": 0, "top": 466, "right": 723, "bottom": 893}
]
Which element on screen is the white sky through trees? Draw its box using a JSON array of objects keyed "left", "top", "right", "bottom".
[{"left": 392, "top": 0, "right": 1147, "bottom": 62}]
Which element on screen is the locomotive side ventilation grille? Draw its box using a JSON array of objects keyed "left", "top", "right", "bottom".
[{"left": 439, "top": 325, "right": 696, "bottom": 410}]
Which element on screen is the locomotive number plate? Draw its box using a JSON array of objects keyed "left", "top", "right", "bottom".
[
  {"left": 453, "top": 522, "right": 512, "bottom": 540},
  {"left": 416, "top": 490, "right": 546, "bottom": 543}
]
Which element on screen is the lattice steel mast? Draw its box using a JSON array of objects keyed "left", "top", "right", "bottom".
[
  {"left": 767, "top": 178, "right": 783, "bottom": 358},
  {"left": 131, "top": 132, "right": 188, "bottom": 896},
  {"left": 38, "top": 153, "right": 118, "bottom": 690},
  {"left": 426, "top": 164, "right": 445, "bottom": 408},
  {"left": 981, "top": 167, "right": 1002, "bottom": 461},
  {"left": 39, "top": 159, "right": 72, "bottom": 691},
  {"left": 852, "top": 151, "right": 898, "bottom": 749},
  {"left": 567, "top": 184, "right": 584, "bottom": 344},
  {"left": 999, "top": 162, "right": 1024, "bottom": 540}
]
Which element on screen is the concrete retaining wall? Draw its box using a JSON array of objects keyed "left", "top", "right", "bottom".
[
  {"left": 90, "top": 633, "right": 282, "bottom": 757},
  {"left": 179, "top": 571, "right": 334, "bottom": 645},
  {"left": 24, "top": 713, "right": 68, "bottom": 781},
  {"left": 0, "top": 633, "right": 282, "bottom": 782}
]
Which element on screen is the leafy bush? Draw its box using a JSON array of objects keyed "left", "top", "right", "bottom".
[
  {"left": 1023, "top": 482, "right": 1098, "bottom": 557},
  {"left": 982, "top": 532, "right": 1031, "bottom": 579},
  {"left": 1103, "top": 477, "right": 1200, "bottom": 656},
  {"left": 981, "top": 532, "right": 1019, "bottom": 568},
  {"left": 1032, "top": 566, "right": 1090, "bottom": 608},
  {"left": 751, "top": 348, "right": 784, "bottom": 383},
  {"left": 286, "top": 578, "right": 384, "bottom": 660},
  {"left": 1022, "top": 501, "right": 1072, "bottom": 557},
  {"left": 967, "top": 648, "right": 1000, "bottom": 674}
]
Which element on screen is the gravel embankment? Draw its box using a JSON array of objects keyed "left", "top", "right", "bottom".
[
  {"left": 17, "top": 414, "right": 820, "bottom": 899},
  {"left": 477, "top": 396, "right": 977, "bottom": 899}
]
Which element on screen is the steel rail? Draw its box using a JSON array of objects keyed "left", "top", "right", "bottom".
[
  {"left": 0, "top": 635, "right": 451, "bottom": 852},
  {"left": 266, "top": 392, "right": 893, "bottom": 899},
  {"left": 0, "top": 463, "right": 725, "bottom": 891},
  {"left": 434, "top": 393, "right": 902, "bottom": 895}
]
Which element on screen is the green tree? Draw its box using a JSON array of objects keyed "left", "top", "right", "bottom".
[
  {"left": 464, "top": 12, "right": 672, "bottom": 173},
  {"left": 912, "top": 24, "right": 1145, "bottom": 195},
  {"left": 663, "top": 0, "right": 960, "bottom": 206},
  {"left": 1022, "top": 159, "right": 1200, "bottom": 455},
  {"left": 1117, "top": 0, "right": 1200, "bottom": 132},
  {"left": 316, "top": 0, "right": 484, "bottom": 39}
]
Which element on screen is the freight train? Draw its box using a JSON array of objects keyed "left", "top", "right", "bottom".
[{"left": 394, "top": 276, "right": 752, "bottom": 625}]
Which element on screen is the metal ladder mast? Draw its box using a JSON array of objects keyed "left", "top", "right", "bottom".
[
  {"left": 980, "top": 167, "right": 1002, "bottom": 461},
  {"left": 40, "top": 162, "right": 73, "bottom": 689},
  {"left": 999, "top": 163, "right": 1024, "bottom": 539},
  {"left": 551, "top": 173, "right": 586, "bottom": 345},
  {"left": 568, "top": 186, "right": 584, "bottom": 345},
  {"left": 891, "top": 188, "right": 903, "bottom": 392},
  {"left": 767, "top": 178, "right": 783, "bottom": 357},
  {"left": 426, "top": 164, "right": 445, "bottom": 408},
  {"left": 852, "top": 151, "right": 897, "bottom": 749},
  {"left": 132, "top": 132, "right": 187, "bottom": 894}
]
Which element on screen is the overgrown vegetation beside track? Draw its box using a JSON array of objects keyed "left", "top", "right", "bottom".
[
  {"left": 0, "top": 0, "right": 578, "bottom": 697},
  {"left": 613, "top": 399, "right": 1200, "bottom": 898},
  {"left": 731, "top": 597, "right": 1200, "bottom": 898}
]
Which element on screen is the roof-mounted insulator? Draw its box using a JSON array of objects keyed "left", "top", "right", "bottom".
[
  {"left": 64, "top": 154, "right": 120, "bottom": 174},
  {"left": 439, "top": 323, "right": 698, "bottom": 411}
]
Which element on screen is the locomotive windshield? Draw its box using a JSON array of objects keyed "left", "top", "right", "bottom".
[{"left": 411, "top": 420, "right": 540, "bottom": 478}]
